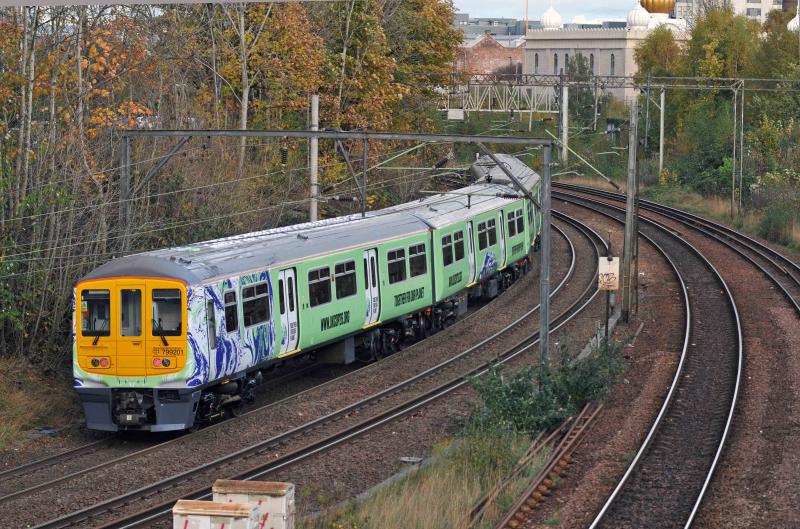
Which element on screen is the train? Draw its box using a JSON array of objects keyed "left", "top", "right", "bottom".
[{"left": 73, "top": 154, "right": 542, "bottom": 432}]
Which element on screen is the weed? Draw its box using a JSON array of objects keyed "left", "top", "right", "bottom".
[{"left": 544, "top": 512, "right": 561, "bottom": 526}]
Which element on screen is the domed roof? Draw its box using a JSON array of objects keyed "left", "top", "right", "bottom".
[
  {"left": 640, "top": 0, "right": 675, "bottom": 14},
  {"left": 541, "top": 5, "right": 563, "bottom": 30},
  {"left": 627, "top": 1, "right": 651, "bottom": 29},
  {"left": 789, "top": 14, "right": 799, "bottom": 32}
]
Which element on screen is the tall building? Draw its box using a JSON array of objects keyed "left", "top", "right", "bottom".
[{"left": 673, "top": 0, "right": 782, "bottom": 22}]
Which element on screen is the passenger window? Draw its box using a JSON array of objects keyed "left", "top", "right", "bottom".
[
  {"left": 516, "top": 208, "right": 524, "bottom": 233},
  {"left": 335, "top": 260, "right": 357, "bottom": 299},
  {"left": 242, "top": 283, "right": 270, "bottom": 328},
  {"left": 487, "top": 219, "right": 497, "bottom": 246},
  {"left": 454, "top": 231, "right": 465, "bottom": 261},
  {"left": 152, "top": 289, "right": 182, "bottom": 336},
  {"left": 120, "top": 289, "right": 142, "bottom": 337},
  {"left": 278, "top": 279, "right": 286, "bottom": 315},
  {"left": 507, "top": 211, "right": 517, "bottom": 237},
  {"left": 388, "top": 249, "right": 407, "bottom": 284},
  {"left": 409, "top": 243, "right": 427, "bottom": 277},
  {"left": 224, "top": 291, "right": 238, "bottom": 332},
  {"left": 442, "top": 234, "right": 454, "bottom": 266},
  {"left": 478, "top": 222, "right": 488, "bottom": 250},
  {"left": 81, "top": 289, "right": 110, "bottom": 336},
  {"left": 206, "top": 300, "right": 217, "bottom": 350},
  {"left": 308, "top": 267, "right": 331, "bottom": 307}
]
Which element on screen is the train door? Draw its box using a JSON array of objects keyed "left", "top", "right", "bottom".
[
  {"left": 466, "top": 222, "right": 476, "bottom": 284},
  {"left": 117, "top": 282, "right": 145, "bottom": 378},
  {"left": 363, "top": 249, "right": 381, "bottom": 325},
  {"left": 278, "top": 269, "right": 299, "bottom": 354},
  {"left": 497, "top": 210, "right": 506, "bottom": 268}
]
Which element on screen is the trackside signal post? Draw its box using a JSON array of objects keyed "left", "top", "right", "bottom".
[{"left": 119, "top": 129, "right": 555, "bottom": 378}]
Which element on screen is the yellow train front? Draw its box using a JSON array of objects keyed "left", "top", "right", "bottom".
[{"left": 74, "top": 273, "right": 197, "bottom": 432}]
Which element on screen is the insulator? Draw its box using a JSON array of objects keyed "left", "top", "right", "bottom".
[{"left": 280, "top": 142, "right": 288, "bottom": 167}]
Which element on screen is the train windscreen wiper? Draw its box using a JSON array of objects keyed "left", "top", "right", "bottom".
[
  {"left": 152, "top": 318, "right": 169, "bottom": 346},
  {"left": 92, "top": 319, "right": 109, "bottom": 346}
]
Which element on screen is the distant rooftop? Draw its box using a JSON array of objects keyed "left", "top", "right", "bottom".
[{"left": 453, "top": 12, "right": 625, "bottom": 37}]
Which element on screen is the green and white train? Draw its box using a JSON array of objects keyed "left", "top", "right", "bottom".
[{"left": 73, "top": 154, "right": 542, "bottom": 431}]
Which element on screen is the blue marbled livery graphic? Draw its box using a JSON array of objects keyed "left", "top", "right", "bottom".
[
  {"left": 240, "top": 270, "right": 276, "bottom": 367},
  {"left": 74, "top": 378, "right": 84, "bottom": 387},
  {"left": 187, "top": 287, "right": 210, "bottom": 387},
  {"left": 479, "top": 252, "right": 498, "bottom": 280}
]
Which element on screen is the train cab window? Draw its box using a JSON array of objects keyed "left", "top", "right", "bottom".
[
  {"left": 442, "top": 235, "right": 454, "bottom": 266},
  {"left": 243, "top": 282, "right": 270, "bottom": 327},
  {"left": 81, "top": 290, "right": 110, "bottom": 336},
  {"left": 478, "top": 222, "right": 488, "bottom": 250},
  {"left": 487, "top": 219, "right": 497, "bottom": 246},
  {"left": 454, "top": 231, "right": 465, "bottom": 261},
  {"left": 388, "top": 248, "right": 407, "bottom": 284},
  {"left": 206, "top": 300, "right": 217, "bottom": 350},
  {"left": 516, "top": 208, "right": 524, "bottom": 234},
  {"left": 308, "top": 267, "right": 332, "bottom": 307},
  {"left": 409, "top": 243, "right": 427, "bottom": 277},
  {"left": 335, "top": 260, "right": 357, "bottom": 299},
  {"left": 224, "top": 291, "right": 238, "bottom": 332},
  {"left": 120, "top": 289, "right": 142, "bottom": 336},
  {"left": 152, "top": 289, "right": 182, "bottom": 336},
  {"left": 507, "top": 211, "right": 517, "bottom": 237}
]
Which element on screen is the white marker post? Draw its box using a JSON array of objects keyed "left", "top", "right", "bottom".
[{"left": 598, "top": 254, "right": 620, "bottom": 344}]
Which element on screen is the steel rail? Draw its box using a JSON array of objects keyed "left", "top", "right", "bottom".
[
  {"left": 33, "top": 219, "right": 603, "bottom": 529},
  {"left": 0, "top": 438, "right": 112, "bottom": 481},
  {"left": 555, "top": 183, "right": 800, "bottom": 314},
  {"left": 558, "top": 194, "right": 742, "bottom": 529},
  {"left": 4, "top": 225, "right": 575, "bottom": 507}
]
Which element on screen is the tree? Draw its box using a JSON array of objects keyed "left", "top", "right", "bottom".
[{"left": 634, "top": 26, "right": 682, "bottom": 77}]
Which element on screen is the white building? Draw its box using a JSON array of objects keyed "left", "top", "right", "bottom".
[
  {"left": 675, "top": 0, "right": 783, "bottom": 23},
  {"left": 524, "top": 1, "right": 688, "bottom": 100}
]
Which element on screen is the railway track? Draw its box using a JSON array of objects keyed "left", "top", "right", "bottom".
[
  {"left": 554, "top": 192, "right": 743, "bottom": 529},
  {"left": 30, "top": 215, "right": 605, "bottom": 529},
  {"left": 555, "top": 183, "right": 800, "bottom": 314},
  {"left": 1, "top": 224, "right": 576, "bottom": 511}
]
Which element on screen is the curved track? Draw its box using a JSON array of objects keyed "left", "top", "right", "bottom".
[
  {"left": 556, "top": 193, "right": 743, "bottom": 529},
  {"left": 30, "top": 217, "right": 605, "bottom": 529}
]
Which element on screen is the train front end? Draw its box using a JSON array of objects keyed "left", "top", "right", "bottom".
[{"left": 73, "top": 277, "right": 198, "bottom": 432}]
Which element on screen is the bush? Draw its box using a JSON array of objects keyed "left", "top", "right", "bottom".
[
  {"left": 758, "top": 205, "right": 794, "bottom": 245},
  {"left": 464, "top": 341, "right": 625, "bottom": 437}
]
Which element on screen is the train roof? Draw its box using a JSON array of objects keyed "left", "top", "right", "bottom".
[{"left": 80, "top": 154, "right": 540, "bottom": 285}]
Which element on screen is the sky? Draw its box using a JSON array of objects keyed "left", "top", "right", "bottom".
[{"left": 452, "top": 0, "right": 631, "bottom": 24}]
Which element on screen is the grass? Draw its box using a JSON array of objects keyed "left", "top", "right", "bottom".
[
  {"left": 301, "top": 433, "right": 547, "bottom": 529},
  {"left": 0, "top": 357, "right": 80, "bottom": 449}
]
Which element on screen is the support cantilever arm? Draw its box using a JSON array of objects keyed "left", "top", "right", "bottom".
[{"left": 476, "top": 142, "right": 541, "bottom": 209}]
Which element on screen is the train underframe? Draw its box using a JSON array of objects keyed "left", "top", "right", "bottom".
[{"left": 76, "top": 254, "right": 535, "bottom": 432}]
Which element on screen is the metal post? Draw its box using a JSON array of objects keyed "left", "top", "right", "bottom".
[
  {"left": 731, "top": 87, "right": 737, "bottom": 218},
  {"left": 644, "top": 75, "right": 651, "bottom": 152},
  {"left": 310, "top": 94, "right": 319, "bottom": 221},
  {"left": 593, "top": 78, "right": 600, "bottom": 132},
  {"left": 658, "top": 88, "right": 665, "bottom": 176},
  {"left": 539, "top": 144, "right": 552, "bottom": 384},
  {"left": 605, "top": 233, "right": 613, "bottom": 344},
  {"left": 119, "top": 135, "right": 131, "bottom": 253},
  {"left": 561, "top": 81, "right": 569, "bottom": 163},
  {"left": 622, "top": 99, "right": 639, "bottom": 322},
  {"left": 739, "top": 83, "right": 744, "bottom": 214},
  {"left": 362, "top": 138, "right": 369, "bottom": 218}
]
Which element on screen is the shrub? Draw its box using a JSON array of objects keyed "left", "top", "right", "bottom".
[
  {"left": 758, "top": 205, "right": 794, "bottom": 245},
  {"left": 464, "top": 341, "right": 625, "bottom": 437}
]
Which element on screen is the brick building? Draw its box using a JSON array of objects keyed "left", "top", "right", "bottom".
[{"left": 456, "top": 32, "right": 526, "bottom": 75}]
